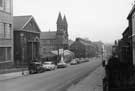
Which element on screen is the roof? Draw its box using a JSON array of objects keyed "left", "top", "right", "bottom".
[
  {"left": 56, "top": 12, "right": 63, "bottom": 24},
  {"left": 51, "top": 50, "right": 74, "bottom": 56},
  {"left": 63, "top": 15, "right": 68, "bottom": 25},
  {"left": 40, "top": 31, "right": 56, "bottom": 39},
  {"left": 14, "top": 15, "right": 32, "bottom": 30},
  {"left": 41, "top": 52, "right": 56, "bottom": 58},
  {"left": 122, "top": 27, "right": 129, "bottom": 36},
  {"left": 127, "top": 4, "right": 135, "bottom": 19},
  {"left": 76, "top": 38, "right": 92, "bottom": 46},
  {"left": 68, "top": 39, "right": 74, "bottom": 46}
]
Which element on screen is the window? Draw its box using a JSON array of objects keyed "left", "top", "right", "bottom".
[
  {"left": 4, "top": 0, "right": 11, "bottom": 13},
  {"left": 0, "top": 23, "right": 11, "bottom": 39},
  {"left": 5, "top": 24, "right": 11, "bottom": 39},
  {"left": 7, "top": 48, "right": 11, "bottom": 60},
  {"left": 0, "top": 0, "right": 3, "bottom": 10},
  {"left": 0, "top": 23, "right": 4, "bottom": 38},
  {"left": 0, "top": 47, "right": 11, "bottom": 62},
  {"left": 0, "top": 48, "right": 6, "bottom": 61}
]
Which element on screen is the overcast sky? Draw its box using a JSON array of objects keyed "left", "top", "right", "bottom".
[{"left": 13, "top": 0, "right": 134, "bottom": 43}]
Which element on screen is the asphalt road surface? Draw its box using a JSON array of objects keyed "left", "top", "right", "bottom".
[{"left": 0, "top": 57, "right": 101, "bottom": 91}]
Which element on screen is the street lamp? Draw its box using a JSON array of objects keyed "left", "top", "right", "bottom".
[{"left": 20, "top": 33, "right": 25, "bottom": 75}]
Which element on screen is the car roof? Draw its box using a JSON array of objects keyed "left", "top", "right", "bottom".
[
  {"left": 32, "top": 62, "right": 41, "bottom": 64},
  {"left": 44, "top": 62, "right": 52, "bottom": 63}
]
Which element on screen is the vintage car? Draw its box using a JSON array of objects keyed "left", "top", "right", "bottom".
[
  {"left": 28, "top": 62, "right": 44, "bottom": 74},
  {"left": 42, "top": 61, "right": 56, "bottom": 71},
  {"left": 70, "top": 59, "right": 78, "bottom": 65},
  {"left": 57, "top": 62, "right": 67, "bottom": 68}
]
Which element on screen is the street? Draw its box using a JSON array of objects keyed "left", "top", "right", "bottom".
[{"left": 0, "top": 58, "right": 102, "bottom": 91}]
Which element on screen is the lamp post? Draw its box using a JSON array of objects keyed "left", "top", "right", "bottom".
[
  {"left": 20, "top": 33, "right": 25, "bottom": 75},
  {"left": 101, "top": 44, "right": 105, "bottom": 61}
]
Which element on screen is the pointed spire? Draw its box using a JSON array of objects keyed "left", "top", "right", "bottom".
[
  {"left": 63, "top": 15, "right": 68, "bottom": 25},
  {"left": 56, "top": 12, "right": 62, "bottom": 24}
]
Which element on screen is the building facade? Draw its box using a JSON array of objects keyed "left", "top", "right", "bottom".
[
  {"left": 40, "top": 12, "right": 68, "bottom": 57},
  {"left": 0, "top": 0, "right": 13, "bottom": 69},
  {"left": 127, "top": 5, "right": 135, "bottom": 66},
  {"left": 14, "top": 15, "right": 40, "bottom": 67},
  {"left": 70, "top": 38, "right": 97, "bottom": 58}
]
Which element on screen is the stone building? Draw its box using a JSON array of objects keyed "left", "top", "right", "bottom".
[
  {"left": 40, "top": 12, "right": 68, "bottom": 57},
  {"left": 0, "top": 0, "right": 13, "bottom": 69},
  {"left": 70, "top": 38, "right": 97, "bottom": 58},
  {"left": 118, "top": 27, "right": 132, "bottom": 64},
  {"left": 13, "top": 15, "right": 40, "bottom": 67},
  {"left": 127, "top": 5, "right": 135, "bottom": 66}
]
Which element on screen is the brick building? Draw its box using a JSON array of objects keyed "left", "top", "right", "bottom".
[
  {"left": 40, "top": 12, "right": 68, "bottom": 57},
  {"left": 0, "top": 0, "right": 13, "bottom": 69},
  {"left": 13, "top": 15, "right": 40, "bottom": 67}
]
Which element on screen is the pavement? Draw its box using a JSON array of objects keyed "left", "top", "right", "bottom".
[
  {"left": 0, "top": 70, "right": 28, "bottom": 81},
  {"left": 68, "top": 66, "right": 105, "bottom": 91}
]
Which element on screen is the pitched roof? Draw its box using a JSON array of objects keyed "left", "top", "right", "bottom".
[
  {"left": 68, "top": 39, "right": 74, "bottom": 46},
  {"left": 122, "top": 27, "right": 129, "bottom": 36},
  {"left": 74, "top": 38, "right": 95, "bottom": 47},
  {"left": 13, "top": 15, "right": 32, "bottom": 30},
  {"left": 40, "top": 31, "right": 56, "bottom": 39},
  {"left": 127, "top": 4, "right": 135, "bottom": 19}
]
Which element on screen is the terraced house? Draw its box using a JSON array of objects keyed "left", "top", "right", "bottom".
[{"left": 0, "top": 0, "right": 13, "bottom": 69}]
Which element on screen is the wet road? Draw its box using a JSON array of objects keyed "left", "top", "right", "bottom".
[{"left": 0, "top": 57, "right": 101, "bottom": 91}]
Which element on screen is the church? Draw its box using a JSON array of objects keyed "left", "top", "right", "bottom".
[{"left": 40, "top": 12, "right": 69, "bottom": 57}]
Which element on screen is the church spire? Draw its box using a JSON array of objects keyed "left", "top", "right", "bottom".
[
  {"left": 63, "top": 15, "right": 68, "bottom": 25},
  {"left": 56, "top": 12, "right": 62, "bottom": 25}
]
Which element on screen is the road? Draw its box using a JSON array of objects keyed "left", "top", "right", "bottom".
[{"left": 0, "top": 57, "right": 101, "bottom": 91}]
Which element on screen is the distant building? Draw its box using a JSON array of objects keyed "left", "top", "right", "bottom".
[
  {"left": 40, "top": 12, "right": 68, "bottom": 57},
  {"left": 70, "top": 38, "right": 97, "bottom": 58},
  {"left": 13, "top": 15, "right": 40, "bottom": 67},
  {"left": 0, "top": 0, "right": 13, "bottom": 69}
]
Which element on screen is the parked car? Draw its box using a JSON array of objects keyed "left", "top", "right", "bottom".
[
  {"left": 28, "top": 62, "right": 44, "bottom": 74},
  {"left": 84, "top": 58, "right": 89, "bottom": 62},
  {"left": 70, "top": 59, "right": 77, "bottom": 65},
  {"left": 75, "top": 58, "right": 81, "bottom": 64},
  {"left": 57, "top": 62, "right": 67, "bottom": 68},
  {"left": 42, "top": 62, "right": 56, "bottom": 71}
]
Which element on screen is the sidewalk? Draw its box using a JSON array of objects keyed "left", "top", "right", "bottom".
[
  {"left": 0, "top": 70, "right": 28, "bottom": 81},
  {"left": 68, "top": 66, "right": 105, "bottom": 91}
]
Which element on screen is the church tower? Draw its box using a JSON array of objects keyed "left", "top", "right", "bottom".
[
  {"left": 63, "top": 15, "right": 68, "bottom": 37},
  {"left": 56, "top": 12, "right": 63, "bottom": 31},
  {"left": 56, "top": 12, "right": 68, "bottom": 49}
]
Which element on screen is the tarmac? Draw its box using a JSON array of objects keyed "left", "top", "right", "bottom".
[{"left": 68, "top": 66, "right": 105, "bottom": 91}]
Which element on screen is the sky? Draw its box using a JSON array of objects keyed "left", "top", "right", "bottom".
[{"left": 13, "top": 0, "right": 134, "bottom": 43}]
